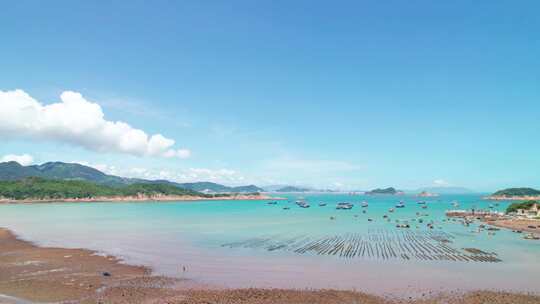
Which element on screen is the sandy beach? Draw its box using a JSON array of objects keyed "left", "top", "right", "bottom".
[{"left": 1, "top": 227, "right": 539, "bottom": 304}]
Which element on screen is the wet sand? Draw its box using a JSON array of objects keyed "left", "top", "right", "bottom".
[
  {"left": 1, "top": 228, "right": 539, "bottom": 304},
  {"left": 485, "top": 218, "right": 540, "bottom": 236}
]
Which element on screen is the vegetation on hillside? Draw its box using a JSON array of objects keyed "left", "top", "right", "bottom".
[
  {"left": 492, "top": 188, "right": 540, "bottom": 197},
  {"left": 506, "top": 200, "right": 539, "bottom": 214},
  {"left": 365, "top": 187, "right": 400, "bottom": 195},
  {"left": 0, "top": 177, "right": 212, "bottom": 200}
]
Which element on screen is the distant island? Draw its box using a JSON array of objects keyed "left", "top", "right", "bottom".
[
  {"left": 365, "top": 187, "right": 404, "bottom": 195},
  {"left": 484, "top": 187, "right": 540, "bottom": 201},
  {"left": 274, "top": 186, "right": 312, "bottom": 193},
  {"left": 417, "top": 191, "right": 439, "bottom": 197}
]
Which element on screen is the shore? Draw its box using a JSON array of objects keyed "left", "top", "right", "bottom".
[
  {"left": 1, "top": 228, "right": 540, "bottom": 304},
  {"left": 484, "top": 218, "right": 540, "bottom": 236},
  {"left": 483, "top": 195, "right": 540, "bottom": 201},
  {"left": 0, "top": 193, "right": 285, "bottom": 204}
]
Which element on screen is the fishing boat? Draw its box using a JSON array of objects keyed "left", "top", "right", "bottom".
[{"left": 336, "top": 202, "right": 353, "bottom": 210}]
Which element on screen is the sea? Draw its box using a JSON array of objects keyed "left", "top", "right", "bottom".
[{"left": 1, "top": 193, "right": 539, "bottom": 297}]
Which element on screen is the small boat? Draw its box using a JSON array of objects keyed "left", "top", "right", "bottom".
[
  {"left": 523, "top": 233, "right": 539, "bottom": 240},
  {"left": 283, "top": 207, "right": 290, "bottom": 210},
  {"left": 361, "top": 202, "right": 369, "bottom": 208},
  {"left": 395, "top": 202, "right": 405, "bottom": 208},
  {"left": 418, "top": 201, "right": 426, "bottom": 205},
  {"left": 388, "top": 208, "right": 395, "bottom": 213},
  {"left": 421, "top": 205, "right": 428, "bottom": 209},
  {"left": 396, "top": 223, "right": 410, "bottom": 228},
  {"left": 336, "top": 202, "right": 353, "bottom": 210},
  {"left": 267, "top": 201, "right": 278, "bottom": 205},
  {"left": 299, "top": 202, "right": 310, "bottom": 208},
  {"left": 319, "top": 202, "right": 327, "bottom": 207},
  {"left": 330, "top": 216, "right": 336, "bottom": 220}
]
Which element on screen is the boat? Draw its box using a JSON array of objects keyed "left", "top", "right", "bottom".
[
  {"left": 319, "top": 202, "right": 327, "bottom": 207},
  {"left": 267, "top": 201, "right": 278, "bottom": 205},
  {"left": 361, "top": 201, "right": 369, "bottom": 208},
  {"left": 523, "top": 233, "right": 539, "bottom": 240},
  {"left": 418, "top": 201, "right": 426, "bottom": 205},
  {"left": 421, "top": 205, "right": 428, "bottom": 209},
  {"left": 283, "top": 207, "right": 290, "bottom": 210},
  {"left": 336, "top": 202, "right": 353, "bottom": 210},
  {"left": 388, "top": 208, "right": 395, "bottom": 213},
  {"left": 395, "top": 201, "right": 405, "bottom": 208}
]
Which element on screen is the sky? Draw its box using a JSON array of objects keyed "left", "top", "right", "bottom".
[{"left": 1, "top": 1, "right": 539, "bottom": 191}]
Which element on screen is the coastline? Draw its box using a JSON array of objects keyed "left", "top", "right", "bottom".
[
  {"left": 483, "top": 195, "right": 540, "bottom": 201},
  {"left": 484, "top": 218, "right": 540, "bottom": 236},
  {"left": 1, "top": 227, "right": 540, "bottom": 304},
  {"left": 0, "top": 193, "right": 285, "bottom": 204}
]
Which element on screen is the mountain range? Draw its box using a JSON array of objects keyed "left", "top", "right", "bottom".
[{"left": 0, "top": 161, "right": 263, "bottom": 193}]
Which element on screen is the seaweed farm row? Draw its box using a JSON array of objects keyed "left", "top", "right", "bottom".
[{"left": 222, "top": 229, "right": 501, "bottom": 263}]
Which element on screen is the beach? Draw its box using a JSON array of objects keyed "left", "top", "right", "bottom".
[{"left": 1, "top": 227, "right": 540, "bottom": 304}]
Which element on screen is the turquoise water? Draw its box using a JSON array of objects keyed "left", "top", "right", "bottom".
[{"left": 1, "top": 193, "right": 539, "bottom": 296}]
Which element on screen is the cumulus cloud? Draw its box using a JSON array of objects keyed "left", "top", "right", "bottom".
[
  {"left": 0, "top": 89, "right": 190, "bottom": 159},
  {"left": 1, "top": 153, "right": 34, "bottom": 166}
]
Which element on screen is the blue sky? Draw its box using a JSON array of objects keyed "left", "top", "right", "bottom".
[{"left": 1, "top": 1, "right": 539, "bottom": 191}]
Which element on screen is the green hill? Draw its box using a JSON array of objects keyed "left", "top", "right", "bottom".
[
  {"left": 365, "top": 187, "right": 401, "bottom": 195},
  {"left": 0, "top": 177, "right": 206, "bottom": 200},
  {"left": 0, "top": 161, "right": 264, "bottom": 193},
  {"left": 275, "top": 186, "right": 311, "bottom": 192},
  {"left": 506, "top": 200, "right": 539, "bottom": 214},
  {"left": 492, "top": 188, "right": 540, "bottom": 197}
]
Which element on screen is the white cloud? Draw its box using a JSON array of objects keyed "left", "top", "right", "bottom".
[
  {"left": 1, "top": 153, "right": 34, "bottom": 166},
  {"left": 433, "top": 179, "right": 451, "bottom": 187},
  {"left": 0, "top": 89, "right": 190, "bottom": 159}
]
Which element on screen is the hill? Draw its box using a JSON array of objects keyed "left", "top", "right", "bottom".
[
  {"left": 0, "top": 177, "right": 205, "bottom": 200},
  {"left": 0, "top": 161, "right": 263, "bottom": 193},
  {"left": 492, "top": 188, "right": 540, "bottom": 197},
  {"left": 274, "top": 186, "right": 312, "bottom": 192},
  {"left": 365, "top": 187, "right": 403, "bottom": 195}
]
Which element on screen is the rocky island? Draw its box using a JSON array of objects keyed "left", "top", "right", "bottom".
[
  {"left": 364, "top": 187, "right": 404, "bottom": 195},
  {"left": 484, "top": 187, "right": 540, "bottom": 201}
]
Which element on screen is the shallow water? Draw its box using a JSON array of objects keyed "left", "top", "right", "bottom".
[{"left": 1, "top": 193, "right": 539, "bottom": 296}]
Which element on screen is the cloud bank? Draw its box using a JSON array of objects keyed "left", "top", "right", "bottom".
[
  {"left": 1, "top": 154, "right": 34, "bottom": 166},
  {"left": 0, "top": 89, "right": 190, "bottom": 158}
]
